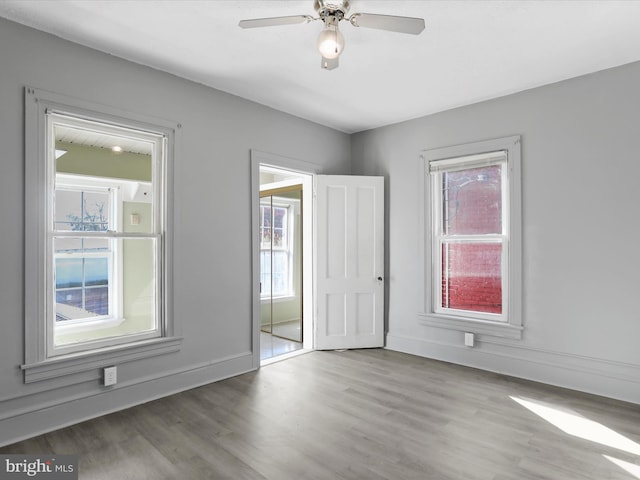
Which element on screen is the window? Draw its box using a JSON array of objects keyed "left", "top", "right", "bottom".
[
  {"left": 419, "top": 136, "right": 522, "bottom": 339},
  {"left": 259, "top": 196, "right": 297, "bottom": 298},
  {"left": 23, "top": 87, "right": 181, "bottom": 382},
  {"left": 54, "top": 177, "right": 118, "bottom": 327}
]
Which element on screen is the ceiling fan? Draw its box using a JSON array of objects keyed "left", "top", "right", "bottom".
[{"left": 239, "top": 0, "right": 425, "bottom": 70}]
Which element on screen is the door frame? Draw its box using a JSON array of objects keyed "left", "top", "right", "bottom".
[{"left": 250, "top": 150, "right": 319, "bottom": 368}]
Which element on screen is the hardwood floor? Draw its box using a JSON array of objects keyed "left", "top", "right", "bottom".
[
  {"left": 2, "top": 349, "right": 640, "bottom": 479},
  {"left": 260, "top": 331, "right": 303, "bottom": 361}
]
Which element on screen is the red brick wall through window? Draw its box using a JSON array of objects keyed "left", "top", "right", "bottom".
[{"left": 441, "top": 165, "right": 502, "bottom": 314}]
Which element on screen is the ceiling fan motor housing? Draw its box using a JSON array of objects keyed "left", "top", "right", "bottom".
[{"left": 315, "top": 0, "right": 350, "bottom": 21}]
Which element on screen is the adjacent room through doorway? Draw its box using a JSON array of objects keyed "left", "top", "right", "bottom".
[{"left": 259, "top": 165, "right": 313, "bottom": 363}]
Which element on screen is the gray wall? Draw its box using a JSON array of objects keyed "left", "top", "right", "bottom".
[
  {"left": 0, "top": 18, "right": 350, "bottom": 446},
  {"left": 351, "top": 60, "right": 640, "bottom": 404}
]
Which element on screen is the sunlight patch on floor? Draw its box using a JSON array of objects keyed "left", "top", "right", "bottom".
[
  {"left": 510, "top": 396, "right": 640, "bottom": 456},
  {"left": 603, "top": 455, "right": 640, "bottom": 479}
]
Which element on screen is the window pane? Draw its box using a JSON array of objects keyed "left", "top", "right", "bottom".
[
  {"left": 85, "top": 258, "right": 108, "bottom": 286},
  {"left": 54, "top": 237, "right": 111, "bottom": 322},
  {"left": 260, "top": 204, "right": 272, "bottom": 248},
  {"left": 55, "top": 256, "right": 110, "bottom": 319},
  {"left": 121, "top": 237, "right": 157, "bottom": 331},
  {"left": 262, "top": 225, "right": 272, "bottom": 245},
  {"left": 260, "top": 250, "right": 272, "bottom": 296},
  {"left": 82, "top": 191, "right": 110, "bottom": 231},
  {"left": 262, "top": 206, "right": 271, "bottom": 227},
  {"left": 441, "top": 242, "right": 502, "bottom": 314},
  {"left": 273, "top": 207, "right": 285, "bottom": 229},
  {"left": 272, "top": 251, "right": 288, "bottom": 295},
  {"left": 84, "top": 286, "right": 109, "bottom": 316},
  {"left": 83, "top": 237, "right": 110, "bottom": 252},
  {"left": 55, "top": 237, "right": 82, "bottom": 253},
  {"left": 443, "top": 165, "right": 501, "bottom": 235},
  {"left": 273, "top": 207, "right": 287, "bottom": 248},
  {"left": 272, "top": 273, "right": 287, "bottom": 295},
  {"left": 56, "top": 289, "right": 83, "bottom": 319},
  {"left": 55, "top": 189, "right": 110, "bottom": 232},
  {"left": 54, "top": 190, "right": 82, "bottom": 231},
  {"left": 55, "top": 258, "right": 83, "bottom": 288}
]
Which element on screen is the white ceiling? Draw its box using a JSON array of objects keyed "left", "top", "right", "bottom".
[{"left": 2, "top": 0, "right": 640, "bottom": 133}]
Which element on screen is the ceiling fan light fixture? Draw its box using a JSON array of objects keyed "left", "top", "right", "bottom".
[
  {"left": 240, "top": 0, "right": 425, "bottom": 70},
  {"left": 317, "top": 17, "right": 344, "bottom": 59}
]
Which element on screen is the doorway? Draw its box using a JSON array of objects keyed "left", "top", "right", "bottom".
[
  {"left": 251, "top": 152, "right": 385, "bottom": 367},
  {"left": 257, "top": 162, "right": 314, "bottom": 364},
  {"left": 260, "top": 185, "right": 303, "bottom": 360}
]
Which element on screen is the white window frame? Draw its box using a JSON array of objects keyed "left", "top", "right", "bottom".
[
  {"left": 259, "top": 200, "right": 297, "bottom": 300},
  {"left": 22, "top": 87, "right": 182, "bottom": 383},
  {"left": 418, "top": 136, "right": 523, "bottom": 339}
]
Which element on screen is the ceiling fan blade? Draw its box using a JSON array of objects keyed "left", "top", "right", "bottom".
[
  {"left": 238, "top": 15, "right": 314, "bottom": 29},
  {"left": 321, "top": 56, "right": 339, "bottom": 70},
  {"left": 349, "top": 13, "right": 425, "bottom": 35}
]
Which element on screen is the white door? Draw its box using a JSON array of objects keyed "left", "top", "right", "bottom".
[{"left": 315, "top": 175, "right": 384, "bottom": 350}]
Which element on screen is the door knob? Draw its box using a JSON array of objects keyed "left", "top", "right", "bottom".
[{"left": 377, "top": 276, "right": 383, "bottom": 281}]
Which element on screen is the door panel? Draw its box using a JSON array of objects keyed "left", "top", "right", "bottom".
[
  {"left": 326, "top": 185, "right": 347, "bottom": 279},
  {"left": 326, "top": 294, "right": 346, "bottom": 336},
  {"left": 315, "top": 175, "right": 384, "bottom": 350}
]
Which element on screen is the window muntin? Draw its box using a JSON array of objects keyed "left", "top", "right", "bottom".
[{"left": 431, "top": 153, "right": 509, "bottom": 322}]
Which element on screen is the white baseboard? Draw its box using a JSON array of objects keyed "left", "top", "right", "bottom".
[
  {"left": 0, "top": 352, "right": 254, "bottom": 448},
  {"left": 386, "top": 333, "right": 640, "bottom": 405}
]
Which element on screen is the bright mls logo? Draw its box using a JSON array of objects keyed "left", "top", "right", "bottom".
[{"left": 0, "top": 455, "right": 77, "bottom": 479}]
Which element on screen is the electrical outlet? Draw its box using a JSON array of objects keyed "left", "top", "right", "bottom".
[
  {"left": 464, "top": 332, "right": 475, "bottom": 347},
  {"left": 103, "top": 366, "right": 117, "bottom": 386}
]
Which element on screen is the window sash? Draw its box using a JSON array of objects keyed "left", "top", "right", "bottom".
[
  {"left": 44, "top": 112, "right": 165, "bottom": 357},
  {"left": 430, "top": 154, "right": 509, "bottom": 323},
  {"left": 434, "top": 237, "right": 507, "bottom": 322}
]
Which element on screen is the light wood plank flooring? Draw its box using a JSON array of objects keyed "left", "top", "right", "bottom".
[
  {"left": 260, "top": 331, "right": 303, "bottom": 361},
  {"left": 2, "top": 349, "right": 640, "bottom": 479}
]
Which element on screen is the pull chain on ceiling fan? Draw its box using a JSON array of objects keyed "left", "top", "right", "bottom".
[{"left": 239, "top": 1, "right": 425, "bottom": 70}]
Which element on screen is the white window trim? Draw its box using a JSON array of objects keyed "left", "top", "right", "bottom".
[
  {"left": 23, "top": 86, "right": 181, "bottom": 383},
  {"left": 46, "top": 113, "right": 165, "bottom": 357},
  {"left": 418, "top": 135, "right": 523, "bottom": 339},
  {"left": 432, "top": 156, "right": 508, "bottom": 323}
]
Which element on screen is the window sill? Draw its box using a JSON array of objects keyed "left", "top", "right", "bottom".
[
  {"left": 260, "top": 294, "right": 297, "bottom": 303},
  {"left": 418, "top": 312, "right": 523, "bottom": 339},
  {"left": 55, "top": 316, "right": 125, "bottom": 336},
  {"left": 21, "top": 336, "right": 183, "bottom": 384}
]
